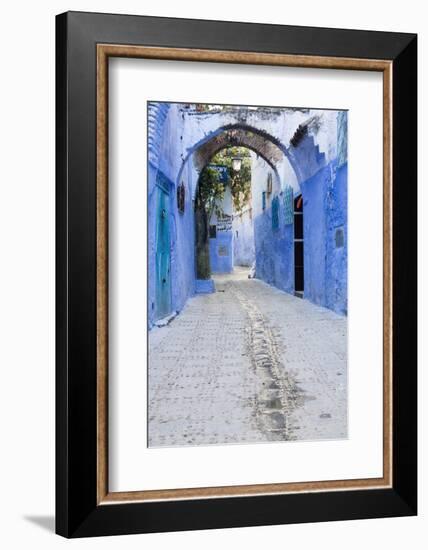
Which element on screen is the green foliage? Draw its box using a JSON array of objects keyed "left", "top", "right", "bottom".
[
  {"left": 219, "top": 147, "right": 252, "bottom": 213},
  {"left": 197, "top": 147, "right": 252, "bottom": 221},
  {"left": 197, "top": 165, "right": 226, "bottom": 221},
  {"left": 195, "top": 146, "right": 252, "bottom": 280}
]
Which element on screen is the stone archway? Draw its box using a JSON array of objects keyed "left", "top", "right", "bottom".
[
  {"left": 147, "top": 102, "right": 342, "bottom": 323},
  {"left": 193, "top": 127, "right": 284, "bottom": 172},
  {"left": 175, "top": 120, "right": 328, "bottom": 197},
  {"left": 191, "top": 129, "right": 285, "bottom": 283},
  {"left": 176, "top": 123, "right": 290, "bottom": 193}
]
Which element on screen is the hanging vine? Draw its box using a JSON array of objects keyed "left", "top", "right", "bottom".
[{"left": 197, "top": 146, "right": 252, "bottom": 221}]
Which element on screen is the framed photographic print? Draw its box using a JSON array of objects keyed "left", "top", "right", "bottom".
[{"left": 56, "top": 11, "right": 417, "bottom": 538}]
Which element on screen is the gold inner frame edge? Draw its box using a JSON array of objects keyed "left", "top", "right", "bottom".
[{"left": 96, "top": 44, "right": 393, "bottom": 505}]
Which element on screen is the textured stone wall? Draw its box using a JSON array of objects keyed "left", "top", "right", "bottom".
[
  {"left": 249, "top": 113, "right": 347, "bottom": 316},
  {"left": 251, "top": 153, "right": 296, "bottom": 294},
  {"left": 174, "top": 105, "right": 339, "bottom": 199},
  {"left": 148, "top": 103, "right": 198, "bottom": 327},
  {"left": 301, "top": 160, "right": 348, "bottom": 315},
  {"left": 301, "top": 165, "right": 329, "bottom": 306},
  {"left": 325, "top": 162, "right": 348, "bottom": 315}
]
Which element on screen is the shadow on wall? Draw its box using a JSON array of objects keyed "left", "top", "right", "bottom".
[
  {"left": 302, "top": 161, "right": 347, "bottom": 315},
  {"left": 254, "top": 205, "right": 295, "bottom": 295},
  {"left": 254, "top": 161, "right": 347, "bottom": 316}
]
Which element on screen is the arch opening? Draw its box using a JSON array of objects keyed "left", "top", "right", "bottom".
[
  {"left": 193, "top": 141, "right": 282, "bottom": 283},
  {"left": 147, "top": 101, "right": 346, "bottom": 329},
  {"left": 175, "top": 122, "right": 300, "bottom": 195}
]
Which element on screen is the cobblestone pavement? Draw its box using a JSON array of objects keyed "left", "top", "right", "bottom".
[{"left": 148, "top": 268, "right": 347, "bottom": 447}]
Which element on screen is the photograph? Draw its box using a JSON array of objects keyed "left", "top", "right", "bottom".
[
  {"left": 0, "top": 1, "right": 418, "bottom": 543},
  {"left": 147, "top": 102, "right": 348, "bottom": 448}
]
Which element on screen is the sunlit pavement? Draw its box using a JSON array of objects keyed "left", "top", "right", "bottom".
[{"left": 148, "top": 267, "right": 347, "bottom": 448}]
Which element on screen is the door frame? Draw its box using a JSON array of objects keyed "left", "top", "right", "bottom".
[{"left": 154, "top": 173, "right": 172, "bottom": 320}]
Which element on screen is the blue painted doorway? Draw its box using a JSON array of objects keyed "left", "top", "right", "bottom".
[{"left": 155, "top": 184, "right": 172, "bottom": 320}]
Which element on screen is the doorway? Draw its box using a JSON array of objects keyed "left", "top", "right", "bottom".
[
  {"left": 155, "top": 184, "right": 172, "bottom": 320},
  {"left": 294, "top": 194, "right": 304, "bottom": 297}
]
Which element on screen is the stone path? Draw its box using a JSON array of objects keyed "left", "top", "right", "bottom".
[{"left": 148, "top": 268, "right": 347, "bottom": 447}]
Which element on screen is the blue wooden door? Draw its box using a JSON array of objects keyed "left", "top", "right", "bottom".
[{"left": 155, "top": 187, "right": 172, "bottom": 320}]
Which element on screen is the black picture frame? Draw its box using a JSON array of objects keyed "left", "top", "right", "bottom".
[{"left": 56, "top": 11, "right": 417, "bottom": 538}]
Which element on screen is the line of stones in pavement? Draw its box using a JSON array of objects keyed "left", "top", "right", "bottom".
[{"left": 227, "top": 281, "right": 300, "bottom": 442}]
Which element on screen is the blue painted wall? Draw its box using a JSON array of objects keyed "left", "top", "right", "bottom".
[
  {"left": 149, "top": 160, "right": 348, "bottom": 325},
  {"left": 253, "top": 161, "right": 347, "bottom": 316},
  {"left": 170, "top": 183, "right": 196, "bottom": 315},
  {"left": 148, "top": 163, "right": 196, "bottom": 327},
  {"left": 301, "top": 161, "right": 348, "bottom": 315},
  {"left": 301, "top": 166, "right": 329, "bottom": 307},
  {"left": 233, "top": 209, "right": 255, "bottom": 267},
  {"left": 209, "top": 188, "right": 234, "bottom": 274},
  {"left": 210, "top": 230, "right": 233, "bottom": 273},
  {"left": 148, "top": 104, "right": 348, "bottom": 325},
  {"left": 325, "top": 163, "right": 348, "bottom": 315},
  {"left": 148, "top": 163, "right": 167, "bottom": 326},
  {"left": 254, "top": 193, "right": 295, "bottom": 294}
]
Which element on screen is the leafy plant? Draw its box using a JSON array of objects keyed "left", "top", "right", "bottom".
[
  {"left": 197, "top": 146, "right": 252, "bottom": 221},
  {"left": 196, "top": 165, "right": 226, "bottom": 221},
  {"left": 195, "top": 146, "right": 252, "bottom": 280}
]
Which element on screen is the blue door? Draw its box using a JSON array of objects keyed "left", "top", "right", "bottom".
[{"left": 155, "top": 187, "right": 172, "bottom": 320}]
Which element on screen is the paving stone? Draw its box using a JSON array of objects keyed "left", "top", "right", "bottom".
[{"left": 148, "top": 268, "right": 347, "bottom": 447}]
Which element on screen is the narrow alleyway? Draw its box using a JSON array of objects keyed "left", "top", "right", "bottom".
[{"left": 148, "top": 268, "right": 347, "bottom": 447}]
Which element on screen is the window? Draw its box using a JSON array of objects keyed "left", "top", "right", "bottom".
[{"left": 335, "top": 227, "right": 344, "bottom": 248}]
